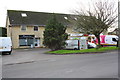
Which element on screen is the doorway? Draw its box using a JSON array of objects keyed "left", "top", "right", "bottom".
[{"left": 34, "top": 38, "right": 40, "bottom": 47}]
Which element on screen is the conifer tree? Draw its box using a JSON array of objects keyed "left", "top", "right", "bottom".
[{"left": 43, "top": 14, "right": 68, "bottom": 50}]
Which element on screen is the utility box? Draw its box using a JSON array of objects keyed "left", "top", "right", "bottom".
[{"left": 79, "top": 37, "right": 88, "bottom": 50}]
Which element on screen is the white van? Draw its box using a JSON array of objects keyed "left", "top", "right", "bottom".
[
  {"left": 88, "top": 35, "right": 118, "bottom": 47},
  {"left": 65, "top": 37, "right": 89, "bottom": 50},
  {"left": 104, "top": 35, "right": 118, "bottom": 46},
  {"left": 65, "top": 40, "right": 79, "bottom": 50},
  {"left": 0, "top": 37, "right": 12, "bottom": 55}
]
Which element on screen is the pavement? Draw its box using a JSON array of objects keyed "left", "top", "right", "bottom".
[{"left": 1, "top": 48, "right": 118, "bottom": 78}]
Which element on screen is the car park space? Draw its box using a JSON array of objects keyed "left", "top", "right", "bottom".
[{"left": 2, "top": 48, "right": 51, "bottom": 65}]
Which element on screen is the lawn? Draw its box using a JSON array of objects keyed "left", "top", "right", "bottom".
[{"left": 47, "top": 46, "right": 118, "bottom": 54}]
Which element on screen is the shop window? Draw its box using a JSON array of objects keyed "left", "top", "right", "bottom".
[
  {"left": 19, "top": 39, "right": 27, "bottom": 46},
  {"left": 19, "top": 35, "right": 34, "bottom": 46}
]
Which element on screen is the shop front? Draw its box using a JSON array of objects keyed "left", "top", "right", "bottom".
[{"left": 19, "top": 35, "right": 40, "bottom": 48}]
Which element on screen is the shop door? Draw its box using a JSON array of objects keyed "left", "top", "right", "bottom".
[{"left": 34, "top": 38, "right": 40, "bottom": 47}]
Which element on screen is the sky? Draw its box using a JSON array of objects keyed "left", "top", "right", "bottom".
[{"left": 0, "top": 0, "right": 118, "bottom": 31}]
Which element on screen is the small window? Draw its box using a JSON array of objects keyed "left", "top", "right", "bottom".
[
  {"left": 21, "top": 25, "right": 27, "bottom": 31},
  {"left": 112, "top": 38, "right": 117, "bottom": 42},
  {"left": 34, "top": 26, "right": 38, "bottom": 31}
]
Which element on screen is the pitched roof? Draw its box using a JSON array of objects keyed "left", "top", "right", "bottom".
[{"left": 7, "top": 10, "right": 75, "bottom": 26}]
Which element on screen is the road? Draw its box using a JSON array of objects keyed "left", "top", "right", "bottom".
[{"left": 2, "top": 48, "right": 118, "bottom": 78}]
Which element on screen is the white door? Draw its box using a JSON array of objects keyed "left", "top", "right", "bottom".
[
  {"left": 34, "top": 38, "right": 40, "bottom": 47},
  {"left": 37, "top": 39, "right": 40, "bottom": 47}
]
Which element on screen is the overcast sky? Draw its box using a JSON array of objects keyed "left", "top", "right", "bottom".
[{"left": 0, "top": 0, "right": 118, "bottom": 31}]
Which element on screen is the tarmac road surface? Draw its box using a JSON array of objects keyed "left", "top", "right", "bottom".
[{"left": 2, "top": 48, "right": 118, "bottom": 78}]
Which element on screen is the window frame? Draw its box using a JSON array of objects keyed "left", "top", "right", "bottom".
[
  {"left": 34, "top": 26, "right": 39, "bottom": 31},
  {"left": 21, "top": 25, "right": 27, "bottom": 31},
  {"left": 112, "top": 38, "right": 117, "bottom": 42},
  {"left": 19, "top": 35, "right": 34, "bottom": 46}
]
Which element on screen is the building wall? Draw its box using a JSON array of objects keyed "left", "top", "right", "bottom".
[
  {"left": 7, "top": 24, "right": 76, "bottom": 48},
  {"left": 8, "top": 26, "right": 45, "bottom": 48}
]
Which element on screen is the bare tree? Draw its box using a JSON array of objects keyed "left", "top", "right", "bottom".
[{"left": 73, "top": 0, "right": 118, "bottom": 48}]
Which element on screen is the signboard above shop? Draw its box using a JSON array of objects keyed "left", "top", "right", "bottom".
[{"left": 19, "top": 35, "right": 35, "bottom": 38}]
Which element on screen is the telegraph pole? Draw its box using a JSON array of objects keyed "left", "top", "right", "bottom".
[{"left": 118, "top": 1, "right": 120, "bottom": 48}]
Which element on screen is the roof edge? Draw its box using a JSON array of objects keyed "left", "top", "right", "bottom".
[{"left": 7, "top": 10, "right": 76, "bottom": 16}]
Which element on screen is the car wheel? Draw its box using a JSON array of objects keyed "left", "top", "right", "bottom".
[
  {"left": 74, "top": 48, "right": 78, "bottom": 50},
  {"left": 8, "top": 50, "right": 12, "bottom": 55},
  {"left": 8, "top": 52, "right": 11, "bottom": 55}
]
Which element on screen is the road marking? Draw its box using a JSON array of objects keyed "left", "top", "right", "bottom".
[
  {"left": 4, "top": 60, "right": 35, "bottom": 66},
  {"left": 48, "top": 59, "right": 56, "bottom": 62}
]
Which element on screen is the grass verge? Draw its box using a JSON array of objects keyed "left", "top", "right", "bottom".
[{"left": 47, "top": 46, "right": 118, "bottom": 54}]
